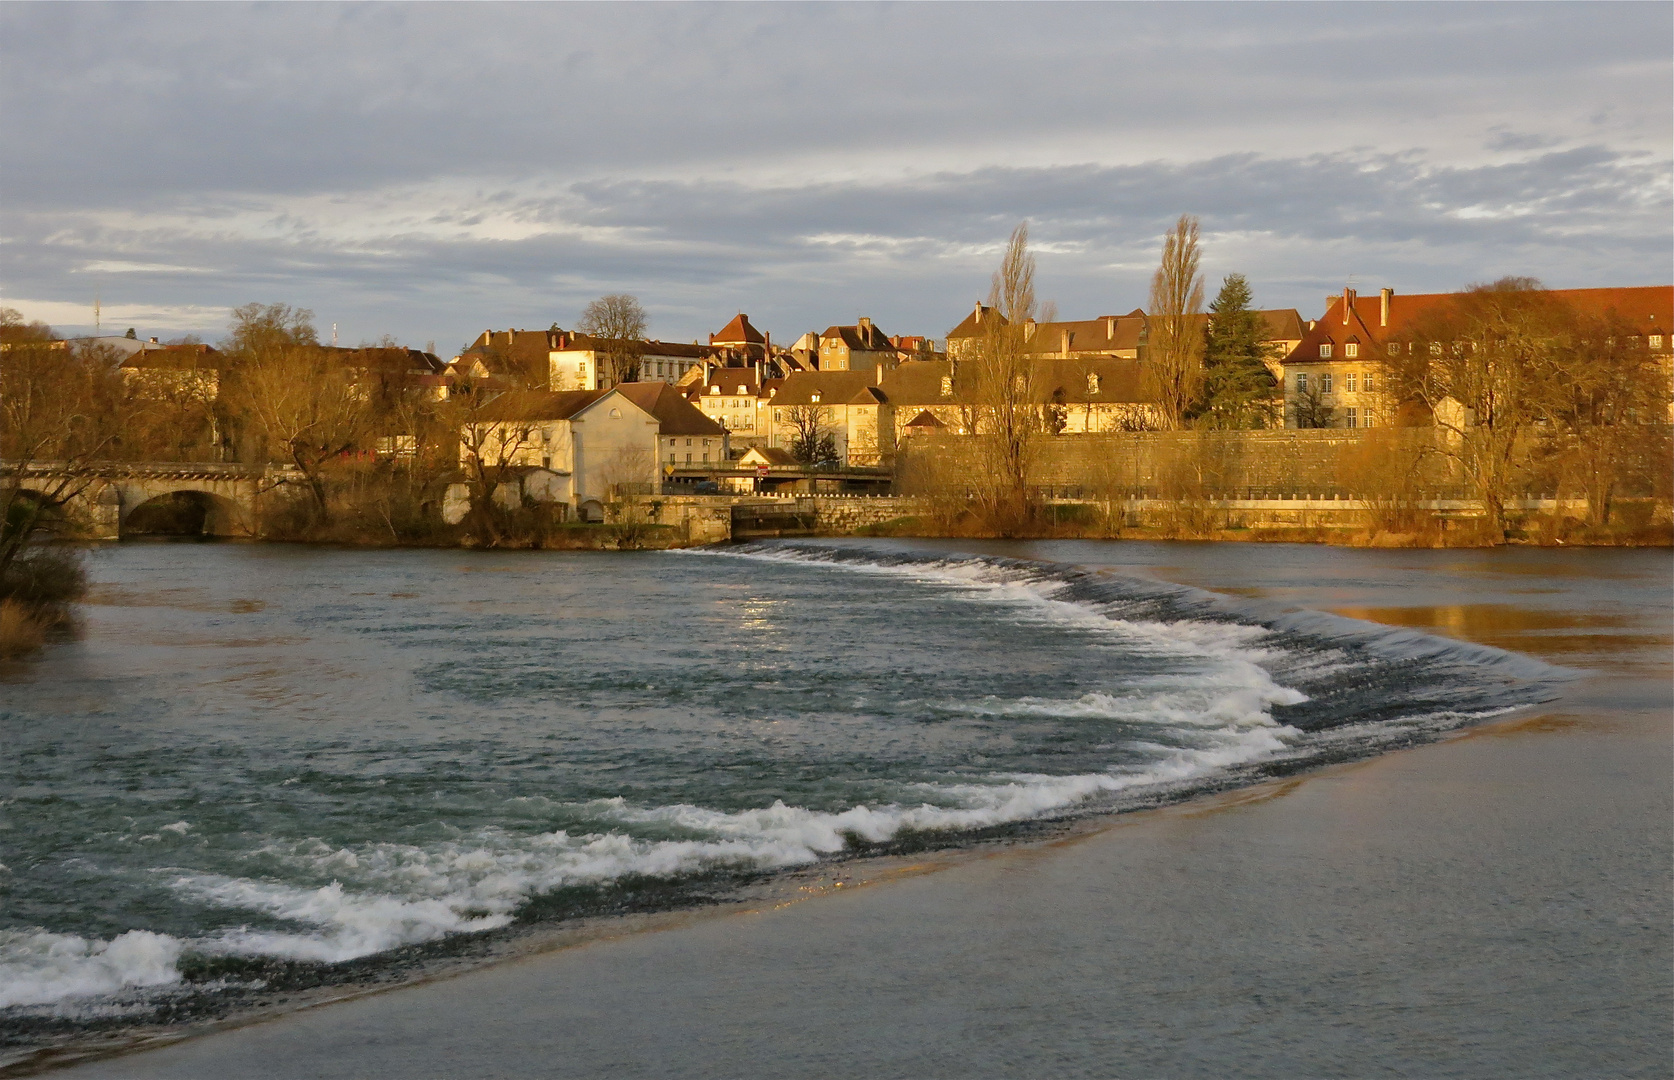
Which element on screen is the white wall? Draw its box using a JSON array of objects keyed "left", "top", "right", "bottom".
[{"left": 572, "top": 395, "right": 661, "bottom": 502}]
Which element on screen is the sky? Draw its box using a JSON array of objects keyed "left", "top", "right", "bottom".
[{"left": 2, "top": 2, "right": 1669, "bottom": 354}]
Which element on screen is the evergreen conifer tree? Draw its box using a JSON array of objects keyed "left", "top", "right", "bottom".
[{"left": 1196, "top": 273, "right": 1278, "bottom": 428}]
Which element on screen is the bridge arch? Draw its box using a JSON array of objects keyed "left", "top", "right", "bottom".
[{"left": 121, "top": 489, "right": 246, "bottom": 537}]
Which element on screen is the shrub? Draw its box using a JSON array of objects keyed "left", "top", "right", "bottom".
[{"left": 0, "top": 599, "right": 46, "bottom": 657}]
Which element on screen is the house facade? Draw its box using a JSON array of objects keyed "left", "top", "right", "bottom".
[
  {"left": 767, "top": 369, "right": 893, "bottom": 466},
  {"left": 1279, "top": 285, "right": 1673, "bottom": 428},
  {"left": 816, "top": 318, "right": 896, "bottom": 372},
  {"left": 462, "top": 383, "right": 724, "bottom": 518}
]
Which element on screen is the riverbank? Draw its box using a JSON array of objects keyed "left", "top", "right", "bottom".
[{"left": 29, "top": 543, "right": 1670, "bottom": 1079}]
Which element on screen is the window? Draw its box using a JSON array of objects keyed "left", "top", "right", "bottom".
[
  {"left": 685, "top": 438, "right": 692, "bottom": 447},
  {"left": 1319, "top": 344, "right": 1332, "bottom": 358},
  {"left": 940, "top": 376, "right": 953, "bottom": 397},
  {"left": 1346, "top": 408, "right": 1358, "bottom": 429},
  {"left": 1087, "top": 372, "right": 1101, "bottom": 395},
  {"left": 736, "top": 386, "right": 748, "bottom": 396},
  {"left": 1345, "top": 342, "right": 1359, "bottom": 358},
  {"left": 608, "top": 408, "right": 621, "bottom": 419},
  {"left": 710, "top": 385, "right": 720, "bottom": 394},
  {"left": 1363, "top": 372, "right": 1374, "bottom": 393},
  {"left": 1321, "top": 373, "right": 1333, "bottom": 393},
  {"left": 1295, "top": 372, "right": 1308, "bottom": 392},
  {"left": 1363, "top": 410, "right": 1375, "bottom": 429},
  {"left": 1430, "top": 342, "right": 1442, "bottom": 356},
  {"left": 810, "top": 392, "right": 821, "bottom": 403},
  {"left": 1387, "top": 342, "right": 1400, "bottom": 356},
  {"left": 1651, "top": 335, "right": 1664, "bottom": 349},
  {"left": 1346, "top": 373, "right": 1357, "bottom": 393},
  {"left": 685, "top": 453, "right": 692, "bottom": 464}
]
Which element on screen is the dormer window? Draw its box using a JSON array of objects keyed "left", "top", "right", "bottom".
[
  {"left": 1387, "top": 342, "right": 1400, "bottom": 356},
  {"left": 1652, "top": 335, "right": 1665, "bottom": 349},
  {"left": 1319, "top": 343, "right": 1333, "bottom": 358},
  {"left": 810, "top": 391, "right": 821, "bottom": 403},
  {"left": 1344, "top": 342, "right": 1358, "bottom": 358},
  {"left": 736, "top": 386, "right": 747, "bottom": 395},
  {"left": 940, "top": 376, "right": 953, "bottom": 397},
  {"left": 710, "top": 385, "right": 720, "bottom": 394},
  {"left": 1086, "top": 373, "right": 1101, "bottom": 395}
]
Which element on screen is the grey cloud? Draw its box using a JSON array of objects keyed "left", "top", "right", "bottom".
[{"left": 2, "top": 3, "right": 1668, "bottom": 346}]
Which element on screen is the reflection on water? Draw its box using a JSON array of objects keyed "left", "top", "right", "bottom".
[{"left": 1326, "top": 605, "right": 1671, "bottom": 660}]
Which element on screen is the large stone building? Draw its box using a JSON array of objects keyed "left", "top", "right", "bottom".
[
  {"left": 462, "top": 382, "right": 725, "bottom": 519},
  {"left": 456, "top": 328, "right": 710, "bottom": 391},
  {"left": 1280, "top": 285, "right": 1674, "bottom": 428}
]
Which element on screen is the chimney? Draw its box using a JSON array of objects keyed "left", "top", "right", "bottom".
[
  {"left": 1341, "top": 288, "right": 1355, "bottom": 325},
  {"left": 1380, "top": 288, "right": 1393, "bottom": 328},
  {"left": 858, "top": 316, "right": 872, "bottom": 340},
  {"left": 1061, "top": 329, "right": 1071, "bottom": 356},
  {"left": 974, "top": 300, "right": 984, "bottom": 320},
  {"left": 874, "top": 362, "right": 884, "bottom": 387},
  {"left": 508, "top": 328, "right": 515, "bottom": 344},
  {"left": 1024, "top": 318, "right": 1036, "bottom": 341},
  {"left": 1106, "top": 316, "right": 1116, "bottom": 338}
]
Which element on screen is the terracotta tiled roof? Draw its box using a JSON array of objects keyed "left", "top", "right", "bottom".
[
  {"left": 740, "top": 445, "right": 799, "bottom": 466},
  {"left": 773, "top": 370, "right": 889, "bottom": 407},
  {"left": 611, "top": 381, "right": 728, "bottom": 436},
  {"left": 710, "top": 313, "right": 766, "bottom": 345},
  {"left": 878, "top": 357, "right": 1155, "bottom": 406},
  {"left": 820, "top": 321, "right": 893, "bottom": 352},
  {"left": 946, "top": 303, "right": 1006, "bottom": 340},
  {"left": 1287, "top": 285, "right": 1672, "bottom": 364},
  {"left": 470, "top": 389, "right": 610, "bottom": 422}
]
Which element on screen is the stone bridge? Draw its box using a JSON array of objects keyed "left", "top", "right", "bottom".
[{"left": 7, "top": 462, "right": 297, "bottom": 539}]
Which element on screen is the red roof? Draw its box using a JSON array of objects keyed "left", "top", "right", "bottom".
[{"left": 710, "top": 313, "right": 766, "bottom": 345}]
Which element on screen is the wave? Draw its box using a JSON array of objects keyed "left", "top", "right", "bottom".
[{"left": 4, "top": 542, "right": 1562, "bottom": 1012}]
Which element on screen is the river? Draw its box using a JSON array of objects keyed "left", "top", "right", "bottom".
[{"left": 2, "top": 539, "right": 1666, "bottom": 1075}]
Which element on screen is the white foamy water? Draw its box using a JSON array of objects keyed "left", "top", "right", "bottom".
[
  {"left": 0, "top": 929, "right": 184, "bottom": 1010},
  {"left": 7, "top": 542, "right": 1552, "bottom": 1015}
]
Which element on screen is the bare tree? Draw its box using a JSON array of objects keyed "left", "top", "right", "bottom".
[
  {"left": 1146, "top": 214, "right": 1205, "bottom": 429},
  {"left": 578, "top": 295, "right": 648, "bottom": 386},
  {"left": 1, "top": 313, "right": 129, "bottom": 589},
  {"left": 969, "top": 221, "right": 1041, "bottom": 529},
  {"left": 222, "top": 303, "right": 371, "bottom": 522},
  {"left": 1533, "top": 309, "right": 1669, "bottom": 528},
  {"left": 449, "top": 383, "right": 542, "bottom": 546},
  {"left": 1292, "top": 381, "right": 1336, "bottom": 429},
  {"left": 784, "top": 403, "right": 836, "bottom": 466},
  {"left": 1387, "top": 278, "right": 1567, "bottom": 538}
]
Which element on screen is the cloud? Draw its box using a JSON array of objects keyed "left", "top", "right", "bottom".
[{"left": 2, "top": 3, "right": 1668, "bottom": 347}]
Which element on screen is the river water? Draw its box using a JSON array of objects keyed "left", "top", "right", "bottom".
[{"left": 0, "top": 539, "right": 1580, "bottom": 1047}]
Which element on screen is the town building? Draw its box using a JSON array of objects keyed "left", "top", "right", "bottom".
[
  {"left": 461, "top": 382, "right": 725, "bottom": 520},
  {"left": 767, "top": 368, "right": 892, "bottom": 466},
  {"left": 816, "top": 318, "right": 896, "bottom": 372},
  {"left": 1279, "top": 285, "right": 1674, "bottom": 428},
  {"left": 687, "top": 368, "right": 782, "bottom": 449},
  {"left": 456, "top": 328, "right": 710, "bottom": 392}
]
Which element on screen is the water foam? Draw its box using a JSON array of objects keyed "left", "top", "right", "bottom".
[
  {"left": 11, "top": 543, "right": 1547, "bottom": 1011},
  {"left": 0, "top": 929, "right": 184, "bottom": 1009}
]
